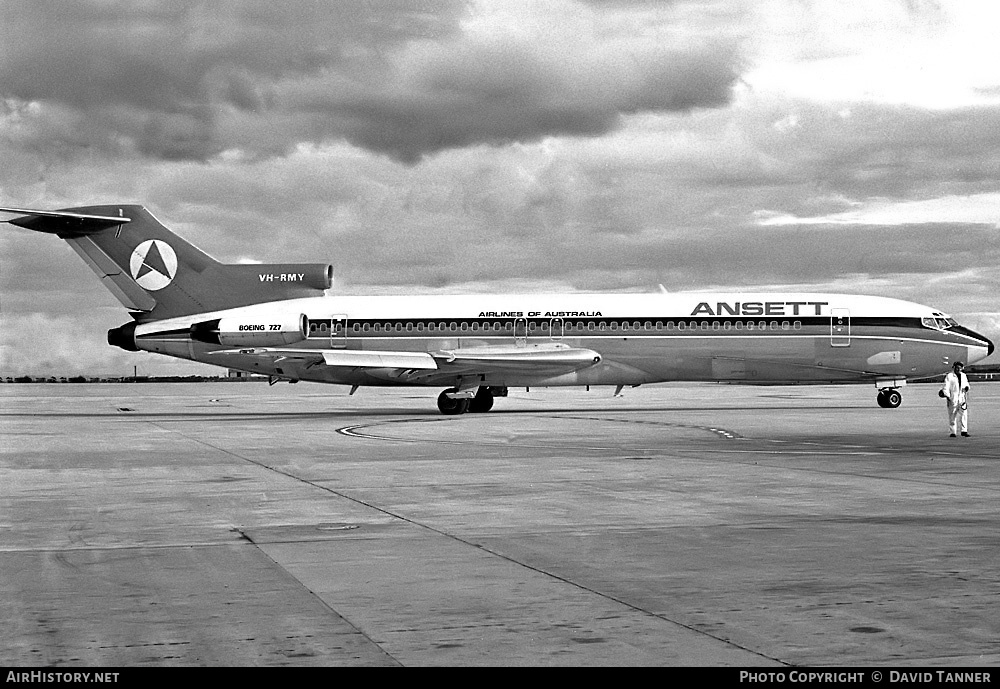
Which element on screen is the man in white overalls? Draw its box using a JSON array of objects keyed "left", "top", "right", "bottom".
[{"left": 941, "top": 361, "right": 971, "bottom": 437}]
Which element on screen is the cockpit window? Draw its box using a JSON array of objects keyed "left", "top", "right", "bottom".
[{"left": 922, "top": 315, "right": 957, "bottom": 331}]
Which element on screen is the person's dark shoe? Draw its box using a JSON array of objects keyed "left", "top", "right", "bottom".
[
  {"left": 961, "top": 432, "right": 971, "bottom": 437},
  {"left": 950, "top": 433, "right": 957, "bottom": 437}
]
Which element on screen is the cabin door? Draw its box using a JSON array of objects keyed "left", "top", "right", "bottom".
[
  {"left": 330, "top": 314, "right": 348, "bottom": 348},
  {"left": 830, "top": 308, "right": 850, "bottom": 347},
  {"left": 514, "top": 317, "right": 527, "bottom": 346}
]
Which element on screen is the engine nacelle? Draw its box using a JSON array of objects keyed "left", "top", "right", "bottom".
[{"left": 191, "top": 314, "right": 308, "bottom": 347}]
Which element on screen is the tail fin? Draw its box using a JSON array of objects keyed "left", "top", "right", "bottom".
[{"left": 2, "top": 205, "right": 332, "bottom": 320}]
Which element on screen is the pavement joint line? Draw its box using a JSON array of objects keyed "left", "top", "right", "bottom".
[
  {"left": 233, "top": 527, "right": 403, "bottom": 667},
  {"left": 144, "top": 419, "right": 788, "bottom": 666}
]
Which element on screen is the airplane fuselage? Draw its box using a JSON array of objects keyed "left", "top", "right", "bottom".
[{"left": 127, "top": 291, "right": 992, "bottom": 394}]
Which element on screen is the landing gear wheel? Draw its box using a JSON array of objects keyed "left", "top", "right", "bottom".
[
  {"left": 877, "top": 388, "right": 902, "bottom": 408},
  {"left": 468, "top": 388, "right": 495, "bottom": 413},
  {"left": 437, "top": 389, "right": 470, "bottom": 415}
]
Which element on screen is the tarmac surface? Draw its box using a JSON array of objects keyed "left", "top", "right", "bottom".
[{"left": 1, "top": 381, "right": 997, "bottom": 667}]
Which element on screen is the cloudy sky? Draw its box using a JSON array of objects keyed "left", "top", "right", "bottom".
[{"left": 1, "top": 0, "right": 998, "bottom": 376}]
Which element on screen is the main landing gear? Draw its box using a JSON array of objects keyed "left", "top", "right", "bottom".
[
  {"left": 876, "top": 388, "right": 902, "bottom": 408},
  {"left": 436, "top": 387, "right": 505, "bottom": 415}
]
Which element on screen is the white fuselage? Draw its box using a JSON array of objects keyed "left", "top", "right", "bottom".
[{"left": 132, "top": 291, "right": 993, "bottom": 389}]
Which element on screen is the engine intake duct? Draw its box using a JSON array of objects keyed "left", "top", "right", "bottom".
[{"left": 190, "top": 319, "right": 222, "bottom": 345}]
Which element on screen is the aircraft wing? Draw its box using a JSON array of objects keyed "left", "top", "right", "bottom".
[
  {"left": 209, "top": 347, "right": 436, "bottom": 369},
  {"left": 432, "top": 343, "right": 601, "bottom": 374},
  {"left": 211, "top": 342, "right": 601, "bottom": 378}
]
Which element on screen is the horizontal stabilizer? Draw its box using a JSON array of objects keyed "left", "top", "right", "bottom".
[{"left": 1, "top": 207, "right": 130, "bottom": 235}]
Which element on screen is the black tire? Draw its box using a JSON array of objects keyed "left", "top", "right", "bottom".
[
  {"left": 468, "top": 388, "right": 494, "bottom": 413},
  {"left": 437, "top": 389, "right": 470, "bottom": 415},
  {"left": 884, "top": 389, "right": 902, "bottom": 408},
  {"left": 876, "top": 390, "right": 888, "bottom": 408}
]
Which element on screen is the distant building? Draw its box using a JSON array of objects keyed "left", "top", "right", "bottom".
[{"left": 227, "top": 369, "right": 263, "bottom": 379}]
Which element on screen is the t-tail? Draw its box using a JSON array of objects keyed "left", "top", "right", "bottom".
[{"left": 2, "top": 205, "right": 332, "bottom": 324}]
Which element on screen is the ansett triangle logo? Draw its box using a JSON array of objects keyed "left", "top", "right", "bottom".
[{"left": 129, "top": 240, "right": 178, "bottom": 291}]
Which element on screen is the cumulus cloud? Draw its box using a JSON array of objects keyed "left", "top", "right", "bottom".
[
  {"left": 0, "top": 0, "right": 742, "bottom": 163},
  {"left": 2, "top": 0, "right": 999, "bottom": 373}
]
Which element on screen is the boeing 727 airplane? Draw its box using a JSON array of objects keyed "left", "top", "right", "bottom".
[{"left": 3, "top": 205, "right": 993, "bottom": 414}]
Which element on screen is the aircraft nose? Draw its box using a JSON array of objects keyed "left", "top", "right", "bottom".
[{"left": 954, "top": 325, "right": 994, "bottom": 362}]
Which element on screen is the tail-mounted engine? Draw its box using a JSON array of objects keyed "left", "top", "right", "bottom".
[{"left": 190, "top": 314, "right": 308, "bottom": 347}]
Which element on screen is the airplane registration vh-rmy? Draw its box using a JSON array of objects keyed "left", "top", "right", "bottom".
[{"left": 3, "top": 205, "right": 993, "bottom": 414}]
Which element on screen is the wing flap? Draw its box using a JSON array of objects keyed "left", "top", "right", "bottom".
[
  {"left": 210, "top": 347, "right": 437, "bottom": 370},
  {"left": 323, "top": 350, "right": 437, "bottom": 369},
  {"left": 433, "top": 343, "right": 601, "bottom": 373}
]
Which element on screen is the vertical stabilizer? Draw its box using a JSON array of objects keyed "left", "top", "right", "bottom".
[{"left": 2, "top": 205, "right": 333, "bottom": 320}]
